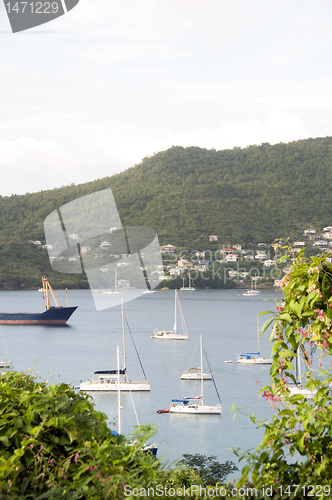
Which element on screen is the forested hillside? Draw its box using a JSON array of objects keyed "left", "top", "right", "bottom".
[{"left": 1, "top": 136, "right": 332, "bottom": 288}]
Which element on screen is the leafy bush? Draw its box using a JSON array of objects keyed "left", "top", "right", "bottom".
[
  {"left": 0, "top": 371, "right": 167, "bottom": 499},
  {"left": 236, "top": 251, "right": 332, "bottom": 499}
]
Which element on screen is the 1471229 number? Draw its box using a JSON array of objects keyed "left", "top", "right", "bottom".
[
  {"left": 5, "top": 2, "right": 59, "bottom": 14},
  {"left": 279, "top": 485, "right": 331, "bottom": 497}
]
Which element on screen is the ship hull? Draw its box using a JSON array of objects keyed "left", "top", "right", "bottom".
[{"left": 0, "top": 306, "right": 78, "bottom": 325}]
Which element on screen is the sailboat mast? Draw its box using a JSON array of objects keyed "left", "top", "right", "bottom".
[
  {"left": 297, "top": 346, "right": 301, "bottom": 387},
  {"left": 117, "top": 346, "right": 121, "bottom": 435},
  {"left": 257, "top": 316, "right": 260, "bottom": 356},
  {"left": 121, "top": 299, "right": 127, "bottom": 381},
  {"left": 200, "top": 334, "right": 203, "bottom": 406},
  {"left": 174, "top": 290, "right": 177, "bottom": 334}
]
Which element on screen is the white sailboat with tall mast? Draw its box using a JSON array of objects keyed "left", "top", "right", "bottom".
[
  {"left": 181, "top": 338, "right": 212, "bottom": 380},
  {"left": 169, "top": 335, "right": 222, "bottom": 414},
  {"left": 112, "top": 346, "right": 158, "bottom": 455},
  {"left": 243, "top": 277, "right": 260, "bottom": 296},
  {"left": 237, "top": 317, "right": 272, "bottom": 364},
  {"left": 284, "top": 346, "right": 317, "bottom": 400},
  {"left": 152, "top": 289, "right": 188, "bottom": 340},
  {"left": 103, "top": 268, "right": 122, "bottom": 294},
  {"left": 79, "top": 301, "right": 150, "bottom": 391},
  {"left": 0, "top": 329, "right": 12, "bottom": 368},
  {"left": 180, "top": 273, "right": 195, "bottom": 291}
]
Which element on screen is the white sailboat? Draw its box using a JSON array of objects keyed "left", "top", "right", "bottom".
[
  {"left": 237, "top": 317, "right": 272, "bottom": 364},
  {"left": 112, "top": 346, "right": 158, "bottom": 456},
  {"left": 152, "top": 289, "right": 188, "bottom": 340},
  {"left": 243, "top": 278, "right": 260, "bottom": 296},
  {"left": 181, "top": 338, "right": 212, "bottom": 380},
  {"left": 103, "top": 268, "right": 122, "bottom": 294},
  {"left": 169, "top": 335, "right": 222, "bottom": 414},
  {"left": 0, "top": 330, "right": 12, "bottom": 368},
  {"left": 284, "top": 346, "right": 317, "bottom": 400},
  {"left": 79, "top": 301, "right": 150, "bottom": 391},
  {"left": 180, "top": 273, "right": 195, "bottom": 291}
]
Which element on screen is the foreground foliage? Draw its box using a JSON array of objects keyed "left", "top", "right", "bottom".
[
  {"left": 0, "top": 372, "right": 166, "bottom": 499},
  {"left": 0, "top": 372, "right": 240, "bottom": 499},
  {"left": 178, "top": 454, "right": 238, "bottom": 486},
  {"left": 236, "top": 251, "right": 332, "bottom": 499}
]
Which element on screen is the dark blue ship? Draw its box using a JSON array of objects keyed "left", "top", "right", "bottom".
[{"left": 0, "top": 278, "right": 78, "bottom": 325}]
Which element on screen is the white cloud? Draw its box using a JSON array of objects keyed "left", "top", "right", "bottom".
[{"left": 1, "top": 0, "right": 332, "bottom": 196}]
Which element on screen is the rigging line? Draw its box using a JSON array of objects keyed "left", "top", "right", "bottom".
[
  {"left": 203, "top": 343, "right": 222, "bottom": 405},
  {"left": 128, "top": 386, "right": 141, "bottom": 430},
  {"left": 124, "top": 317, "right": 148, "bottom": 381}
]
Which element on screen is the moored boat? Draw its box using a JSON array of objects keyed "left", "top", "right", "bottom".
[{"left": 0, "top": 278, "right": 77, "bottom": 325}]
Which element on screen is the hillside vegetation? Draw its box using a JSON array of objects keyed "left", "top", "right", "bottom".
[{"left": 1, "top": 136, "right": 332, "bottom": 288}]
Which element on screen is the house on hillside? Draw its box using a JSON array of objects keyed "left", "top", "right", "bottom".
[
  {"left": 304, "top": 229, "right": 316, "bottom": 236},
  {"left": 220, "top": 247, "right": 234, "bottom": 256},
  {"left": 293, "top": 241, "right": 305, "bottom": 247},
  {"left": 209, "top": 235, "right": 218, "bottom": 242},
  {"left": 313, "top": 240, "right": 327, "bottom": 247},
  {"left": 264, "top": 259, "right": 276, "bottom": 267},
  {"left": 323, "top": 226, "right": 332, "bottom": 232},
  {"left": 160, "top": 244, "right": 176, "bottom": 254},
  {"left": 225, "top": 254, "right": 238, "bottom": 262}
]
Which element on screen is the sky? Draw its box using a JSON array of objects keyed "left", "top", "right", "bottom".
[{"left": 1, "top": 0, "right": 332, "bottom": 196}]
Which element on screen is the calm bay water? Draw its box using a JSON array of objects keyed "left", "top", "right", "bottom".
[{"left": 0, "top": 288, "right": 283, "bottom": 472}]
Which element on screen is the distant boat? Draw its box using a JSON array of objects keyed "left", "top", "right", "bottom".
[
  {"left": 79, "top": 300, "right": 150, "bottom": 392},
  {"left": 152, "top": 289, "right": 188, "bottom": 340},
  {"left": 142, "top": 290, "right": 157, "bottom": 294},
  {"left": 103, "top": 269, "right": 122, "bottom": 294},
  {"left": 282, "top": 347, "right": 317, "bottom": 400},
  {"left": 243, "top": 278, "right": 260, "bottom": 296},
  {"left": 0, "top": 329, "right": 12, "bottom": 368},
  {"left": 180, "top": 273, "right": 195, "bottom": 291},
  {"left": 0, "top": 277, "right": 77, "bottom": 325},
  {"left": 181, "top": 338, "right": 212, "bottom": 380},
  {"left": 112, "top": 346, "right": 158, "bottom": 456},
  {"left": 237, "top": 317, "right": 272, "bottom": 365},
  {"left": 169, "top": 335, "right": 222, "bottom": 414}
]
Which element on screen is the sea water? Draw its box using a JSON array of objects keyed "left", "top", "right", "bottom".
[{"left": 0, "top": 288, "right": 283, "bottom": 471}]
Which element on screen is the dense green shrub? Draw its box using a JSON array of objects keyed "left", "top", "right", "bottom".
[{"left": 235, "top": 251, "right": 332, "bottom": 499}]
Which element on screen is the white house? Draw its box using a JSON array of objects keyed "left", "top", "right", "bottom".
[
  {"left": 100, "top": 241, "right": 112, "bottom": 248},
  {"left": 293, "top": 241, "right": 305, "bottom": 247},
  {"left": 118, "top": 279, "right": 131, "bottom": 288},
  {"left": 228, "top": 270, "right": 238, "bottom": 277},
  {"left": 264, "top": 259, "right": 276, "bottom": 267},
  {"left": 169, "top": 267, "right": 185, "bottom": 276},
  {"left": 255, "top": 253, "right": 267, "bottom": 261},
  {"left": 323, "top": 226, "right": 332, "bottom": 232},
  {"left": 304, "top": 229, "right": 316, "bottom": 236},
  {"left": 69, "top": 234, "right": 79, "bottom": 240},
  {"left": 225, "top": 254, "right": 238, "bottom": 262},
  {"left": 313, "top": 240, "right": 327, "bottom": 247},
  {"left": 209, "top": 235, "right": 218, "bottom": 242},
  {"left": 258, "top": 243, "right": 267, "bottom": 248},
  {"left": 80, "top": 246, "right": 91, "bottom": 254}
]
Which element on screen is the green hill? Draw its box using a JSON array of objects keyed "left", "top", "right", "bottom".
[{"left": 1, "top": 136, "right": 332, "bottom": 288}]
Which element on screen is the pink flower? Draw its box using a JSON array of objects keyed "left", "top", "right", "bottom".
[{"left": 74, "top": 453, "right": 79, "bottom": 463}]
